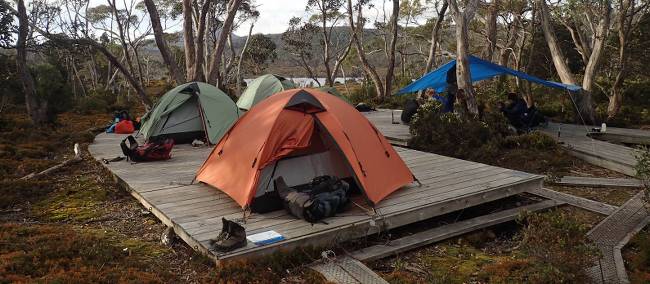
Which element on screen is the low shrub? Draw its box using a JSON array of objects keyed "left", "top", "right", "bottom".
[
  {"left": 0, "top": 224, "right": 170, "bottom": 283},
  {"left": 634, "top": 146, "right": 650, "bottom": 203},
  {"left": 516, "top": 210, "right": 600, "bottom": 283},
  {"left": 408, "top": 100, "right": 512, "bottom": 161},
  {"left": 408, "top": 100, "right": 575, "bottom": 176},
  {"left": 208, "top": 247, "right": 326, "bottom": 283}
]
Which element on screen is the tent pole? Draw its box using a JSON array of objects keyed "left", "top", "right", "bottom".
[{"left": 195, "top": 95, "right": 211, "bottom": 145}]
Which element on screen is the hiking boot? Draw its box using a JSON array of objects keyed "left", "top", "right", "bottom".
[{"left": 210, "top": 218, "right": 247, "bottom": 252}]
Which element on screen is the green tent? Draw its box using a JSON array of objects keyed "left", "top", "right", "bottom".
[
  {"left": 316, "top": 86, "right": 351, "bottom": 104},
  {"left": 236, "top": 74, "right": 296, "bottom": 110},
  {"left": 139, "top": 82, "right": 240, "bottom": 144}
]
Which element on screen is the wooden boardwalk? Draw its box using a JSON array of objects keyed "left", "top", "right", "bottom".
[
  {"left": 587, "top": 192, "right": 649, "bottom": 284},
  {"left": 89, "top": 132, "right": 542, "bottom": 262},
  {"left": 362, "top": 109, "right": 645, "bottom": 176},
  {"left": 362, "top": 110, "right": 410, "bottom": 146},
  {"left": 553, "top": 176, "right": 642, "bottom": 188},
  {"left": 540, "top": 122, "right": 644, "bottom": 176}
]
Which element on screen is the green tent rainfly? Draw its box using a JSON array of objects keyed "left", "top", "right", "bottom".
[
  {"left": 236, "top": 74, "right": 296, "bottom": 110},
  {"left": 316, "top": 86, "right": 351, "bottom": 104},
  {"left": 139, "top": 82, "right": 240, "bottom": 144}
]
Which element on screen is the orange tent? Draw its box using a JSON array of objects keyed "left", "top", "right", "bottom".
[{"left": 195, "top": 89, "right": 414, "bottom": 208}]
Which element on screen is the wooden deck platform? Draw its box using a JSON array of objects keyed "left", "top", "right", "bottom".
[{"left": 89, "top": 132, "right": 542, "bottom": 262}]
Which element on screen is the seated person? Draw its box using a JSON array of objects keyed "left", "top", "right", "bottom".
[
  {"left": 522, "top": 104, "right": 547, "bottom": 129},
  {"left": 401, "top": 90, "right": 430, "bottom": 123},
  {"left": 401, "top": 97, "right": 420, "bottom": 124},
  {"left": 499, "top": 92, "right": 528, "bottom": 129}
]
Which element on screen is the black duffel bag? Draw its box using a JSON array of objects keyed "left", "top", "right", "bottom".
[{"left": 275, "top": 175, "right": 350, "bottom": 223}]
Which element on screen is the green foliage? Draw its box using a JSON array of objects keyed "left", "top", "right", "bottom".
[
  {"left": 516, "top": 210, "right": 600, "bottom": 283},
  {"left": 409, "top": 100, "right": 512, "bottom": 161},
  {"left": 243, "top": 34, "right": 277, "bottom": 74},
  {"left": 634, "top": 146, "right": 650, "bottom": 202},
  {"left": 501, "top": 131, "right": 558, "bottom": 151},
  {"left": 347, "top": 83, "right": 414, "bottom": 109},
  {"left": 0, "top": 55, "right": 21, "bottom": 104},
  {"left": 0, "top": 0, "right": 14, "bottom": 48},
  {"left": 32, "top": 63, "right": 74, "bottom": 115},
  {"left": 348, "top": 83, "right": 378, "bottom": 106}
]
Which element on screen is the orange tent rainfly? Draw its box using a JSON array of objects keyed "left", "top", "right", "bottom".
[{"left": 195, "top": 88, "right": 415, "bottom": 208}]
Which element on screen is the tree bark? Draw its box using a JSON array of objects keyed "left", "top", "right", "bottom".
[
  {"left": 482, "top": 0, "right": 499, "bottom": 61},
  {"left": 448, "top": 0, "right": 480, "bottom": 115},
  {"left": 607, "top": 0, "right": 639, "bottom": 119},
  {"left": 144, "top": 0, "right": 183, "bottom": 84},
  {"left": 16, "top": 0, "right": 48, "bottom": 124},
  {"left": 582, "top": 1, "right": 611, "bottom": 94},
  {"left": 347, "top": 0, "right": 385, "bottom": 98},
  {"left": 318, "top": 0, "right": 335, "bottom": 87},
  {"left": 192, "top": 0, "right": 212, "bottom": 82},
  {"left": 207, "top": 0, "right": 243, "bottom": 86},
  {"left": 237, "top": 22, "right": 255, "bottom": 96},
  {"left": 537, "top": 0, "right": 578, "bottom": 85},
  {"left": 109, "top": 0, "right": 138, "bottom": 84},
  {"left": 182, "top": 0, "right": 196, "bottom": 81},
  {"left": 538, "top": 0, "right": 600, "bottom": 124},
  {"left": 578, "top": 1, "right": 611, "bottom": 124},
  {"left": 383, "top": 0, "right": 400, "bottom": 97},
  {"left": 332, "top": 37, "right": 353, "bottom": 82},
  {"left": 425, "top": 0, "right": 448, "bottom": 74}
]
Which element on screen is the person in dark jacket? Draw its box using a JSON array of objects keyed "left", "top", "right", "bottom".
[
  {"left": 500, "top": 92, "right": 528, "bottom": 128},
  {"left": 401, "top": 93, "right": 423, "bottom": 124}
]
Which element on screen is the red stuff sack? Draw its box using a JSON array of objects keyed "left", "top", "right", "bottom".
[
  {"left": 120, "top": 135, "right": 174, "bottom": 162},
  {"left": 115, "top": 120, "right": 135, "bottom": 134}
]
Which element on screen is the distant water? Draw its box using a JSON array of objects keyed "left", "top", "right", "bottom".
[{"left": 244, "top": 77, "right": 362, "bottom": 88}]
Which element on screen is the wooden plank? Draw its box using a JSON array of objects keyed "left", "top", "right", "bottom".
[
  {"left": 311, "top": 256, "right": 389, "bottom": 284},
  {"left": 528, "top": 188, "right": 618, "bottom": 215},
  {"left": 552, "top": 176, "right": 642, "bottom": 188},
  {"left": 350, "top": 199, "right": 562, "bottom": 262}
]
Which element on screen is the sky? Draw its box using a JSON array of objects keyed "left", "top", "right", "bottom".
[{"left": 232, "top": 0, "right": 401, "bottom": 36}]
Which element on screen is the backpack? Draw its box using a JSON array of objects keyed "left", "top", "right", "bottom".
[
  {"left": 276, "top": 175, "right": 350, "bottom": 223},
  {"left": 120, "top": 135, "right": 174, "bottom": 162}
]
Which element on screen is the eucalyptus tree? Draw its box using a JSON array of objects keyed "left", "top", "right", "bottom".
[
  {"left": 346, "top": 0, "right": 400, "bottom": 99},
  {"left": 448, "top": 0, "right": 481, "bottom": 115},
  {"left": 305, "top": 0, "right": 353, "bottom": 87},
  {"left": 282, "top": 17, "right": 321, "bottom": 86},
  {"left": 537, "top": 0, "right": 611, "bottom": 124}
]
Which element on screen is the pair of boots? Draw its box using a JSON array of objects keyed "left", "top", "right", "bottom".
[{"left": 209, "top": 218, "right": 246, "bottom": 252}]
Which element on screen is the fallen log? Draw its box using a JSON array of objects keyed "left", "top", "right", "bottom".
[{"left": 21, "top": 143, "right": 83, "bottom": 180}]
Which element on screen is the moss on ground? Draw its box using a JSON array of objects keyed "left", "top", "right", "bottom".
[
  {"left": 549, "top": 184, "right": 639, "bottom": 206},
  {"left": 623, "top": 226, "right": 650, "bottom": 283},
  {"left": 0, "top": 103, "right": 332, "bottom": 282}
]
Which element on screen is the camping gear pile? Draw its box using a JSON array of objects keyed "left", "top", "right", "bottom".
[
  {"left": 120, "top": 135, "right": 174, "bottom": 162},
  {"left": 276, "top": 176, "right": 350, "bottom": 223},
  {"left": 106, "top": 110, "right": 137, "bottom": 134}
]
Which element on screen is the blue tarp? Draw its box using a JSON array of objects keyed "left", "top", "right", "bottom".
[{"left": 397, "top": 55, "right": 581, "bottom": 94}]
